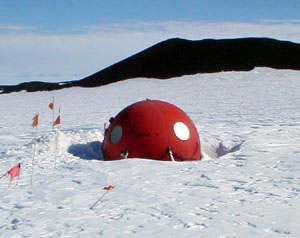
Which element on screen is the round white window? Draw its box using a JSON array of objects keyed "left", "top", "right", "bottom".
[
  {"left": 174, "top": 122, "right": 190, "bottom": 141},
  {"left": 110, "top": 125, "right": 123, "bottom": 144}
]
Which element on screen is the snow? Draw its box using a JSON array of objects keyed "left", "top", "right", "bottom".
[{"left": 1, "top": 67, "right": 300, "bottom": 237}]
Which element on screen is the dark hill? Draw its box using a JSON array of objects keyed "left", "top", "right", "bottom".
[{"left": 1, "top": 37, "right": 300, "bottom": 94}]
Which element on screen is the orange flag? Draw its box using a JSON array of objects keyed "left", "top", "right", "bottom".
[
  {"left": 53, "top": 115, "right": 61, "bottom": 126},
  {"left": 104, "top": 185, "right": 115, "bottom": 190},
  {"left": 49, "top": 102, "right": 54, "bottom": 110},
  {"left": 8, "top": 163, "right": 21, "bottom": 183},
  {"left": 32, "top": 114, "right": 39, "bottom": 127}
]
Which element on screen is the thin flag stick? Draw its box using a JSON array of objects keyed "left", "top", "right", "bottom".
[
  {"left": 11, "top": 177, "right": 20, "bottom": 189},
  {"left": 53, "top": 107, "right": 61, "bottom": 168},
  {"left": 52, "top": 96, "right": 55, "bottom": 130},
  {"left": 9, "top": 175, "right": 20, "bottom": 189},
  {"left": 90, "top": 190, "right": 110, "bottom": 209},
  {"left": 31, "top": 125, "right": 38, "bottom": 185},
  {"left": 54, "top": 127, "right": 59, "bottom": 168},
  {"left": 0, "top": 172, "right": 8, "bottom": 180},
  {"left": 90, "top": 185, "right": 115, "bottom": 210}
]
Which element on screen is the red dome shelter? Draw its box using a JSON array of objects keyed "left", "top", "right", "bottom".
[{"left": 102, "top": 100, "right": 201, "bottom": 161}]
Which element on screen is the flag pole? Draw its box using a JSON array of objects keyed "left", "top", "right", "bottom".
[
  {"left": 54, "top": 126, "right": 59, "bottom": 168},
  {"left": 10, "top": 176, "right": 20, "bottom": 189},
  {"left": 31, "top": 125, "right": 38, "bottom": 185},
  {"left": 0, "top": 172, "right": 8, "bottom": 180},
  {"left": 90, "top": 190, "right": 110, "bottom": 209},
  {"left": 54, "top": 107, "right": 61, "bottom": 168},
  {"left": 52, "top": 96, "right": 55, "bottom": 130},
  {"left": 90, "top": 186, "right": 115, "bottom": 209}
]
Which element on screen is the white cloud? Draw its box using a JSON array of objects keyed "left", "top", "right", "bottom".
[
  {"left": 80, "top": 20, "right": 300, "bottom": 41},
  {"left": 0, "top": 20, "right": 300, "bottom": 85},
  {"left": 0, "top": 24, "right": 37, "bottom": 32},
  {"left": 259, "top": 19, "right": 300, "bottom": 24}
]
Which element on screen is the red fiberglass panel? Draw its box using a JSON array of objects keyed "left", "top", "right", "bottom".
[{"left": 102, "top": 100, "right": 201, "bottom": 161}]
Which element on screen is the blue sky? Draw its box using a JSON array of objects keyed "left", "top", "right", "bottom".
[
  {"left": 1, "top": 0, "right": 300, "bottom": 34},
  {"left": 0, "top": 1, "right": 300, "bottom": 84}
]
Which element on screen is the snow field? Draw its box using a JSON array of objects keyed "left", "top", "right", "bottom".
[{"left": 1, "top": 68, "right": 300, "bottom": 237}]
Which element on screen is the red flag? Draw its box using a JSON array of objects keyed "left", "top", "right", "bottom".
[
  {"left": 49, "top": 102, "right": 54, "bottom": 110},
  {"left": 32, "top": 114, "right": 39, "bottom": 127},
  {"left": 8, "top": 163, "right": 21, "bottom": 182},
  {"left": 103, "top": 185, "right": 114, "bottom": 190},
  {"left": 53, "top": 115, "right": 61, "bottom": 126}
]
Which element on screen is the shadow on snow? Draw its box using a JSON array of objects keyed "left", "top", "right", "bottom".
[
  {"left": 68, "top": 141, "right": 104, "bottom": 160},
  {"left": 216, "top": 142, "right": 243, "bottom": 158},
  {"left": 67, "top": 140, "right": 243, "bottom": 161}
]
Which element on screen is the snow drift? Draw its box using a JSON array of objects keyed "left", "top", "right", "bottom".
[{"left": 1, "top": 68, "right": 300, "bottom": 237}]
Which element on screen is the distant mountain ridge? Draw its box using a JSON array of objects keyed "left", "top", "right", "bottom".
[{"left": 1, "top": 37, "right": 300, "bottom": 94}]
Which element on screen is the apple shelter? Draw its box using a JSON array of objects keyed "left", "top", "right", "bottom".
[{"left": 102, "top": 100, "right": 201, "bottom": 161}]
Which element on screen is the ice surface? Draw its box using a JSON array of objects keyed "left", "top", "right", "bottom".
[{"left": 1, "top": 68, "right": 300, "bottom": 237}]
